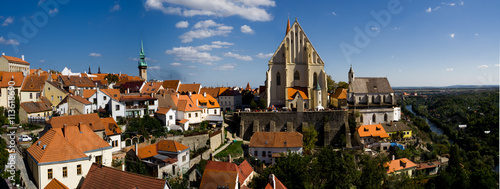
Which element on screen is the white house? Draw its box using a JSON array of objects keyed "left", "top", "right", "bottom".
[
  {"left": 100, "top": 117, "right": 123, "bottom": 153},
  {"left": 27, "top": 123, "right": 112, "bottom": 189},
  {"left": 136, "top": 140, "right": 190, "bottom": 178},
  {"left": 155, "top": 107, "right": 176, "bottom": 127},
  {"left": 249, "top": 132, "right": 303, "bottom": 164},
  {"left": 171, "top": 94, "right": 202, "bottom": 124},
  {"left": 190, "top": 93, "right": 223, "bottom": 124}
]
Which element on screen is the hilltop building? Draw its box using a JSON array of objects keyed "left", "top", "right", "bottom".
[
  {"left": 0, "top": 54, "right": 30, "bottom": 72},
  {"left": 265, "top": 18, "right": 328, "bottom": 110}
]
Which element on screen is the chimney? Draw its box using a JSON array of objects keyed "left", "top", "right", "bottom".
[
  {"left": 1, "top": 52, "right": 4, "bottom": 55},
  {"left": 63, "top": 124, "right": 67, "bottom": 137},
  {"left": 392, "top": 155, "right": 395, "bottom": 160},
  {"left": 369, "top": 120, "right": 372, "bottom": 125},
  {"left": 228, "top": 154, "right": 231, "bottom": 163},
  {"left": 176, "top": 93, "right": 179, "bottom": 98},
  {"left": 188, "top": 92, "right": 192, "bottom": 97},
  {"left": 203, "top": 92, "right": 206, "bottom": 97},
  {"left": 135, "top": 143, "right": 138, "bottom": 156},
  {"left": 21, "top": 55, "right": 24, "bottom": 61}
]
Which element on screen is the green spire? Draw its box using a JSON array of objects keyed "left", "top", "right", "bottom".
[
  {"left": 138, "top": 38, "right": 147, "bottom": 67},
  {"left": 315, "top": 80, "right": 321, "bottom": 90}
]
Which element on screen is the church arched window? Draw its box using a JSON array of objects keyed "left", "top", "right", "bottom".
[
  {"left": 313, "top": 72, "right": 318, "bottom": 87},
  {"left": 372, "top": 114, "right": 376, "bottom": 123},
  {"left": 384, "top": 113, "right": 388, "bottom": 122},
  {"left": 294, "top": 71, "right": 300, "bottom": 80},
  {"left": 276, "top": 72, "right": 281, "bottom": 86}
]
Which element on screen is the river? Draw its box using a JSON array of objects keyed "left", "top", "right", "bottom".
[{"left": 405, "top": 105, "right": 444, "bottom": 135}]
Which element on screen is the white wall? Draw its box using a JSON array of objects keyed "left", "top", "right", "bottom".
[
  {"left": 248, "top": 147, "right": 302, "bottom": 164},
  {"left": 108, "top": 135, "right": 122, "bottom": 153}
]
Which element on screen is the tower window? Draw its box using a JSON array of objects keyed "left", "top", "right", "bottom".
[
  {"left": 276, "top": 72, "right": 281, "bottom": 86},
  {"left": 294, "top": 71, "right": 300, "bottom": 80}
]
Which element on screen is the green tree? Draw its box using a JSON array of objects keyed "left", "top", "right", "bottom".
[
  {"left": 338, "top": 81, "right": 349, "bottom": 89},
  {"left": 302, "top": 124, "right": 317, "bottom": 155},
  {"left": 104, "top": 74, "right": 119, "bottom": 83},
  {"left": 359, "top": 155, "right": 386, "bottom": 189},
  {"left": 249, "top": 100, "right": 258, "bottom": 110},
  {"left": 14, "top": 95, "right": 19, "bottom": 124},
  {"left": 326, "top": 75, "right": 337, "bottom": 93},
  {"left": 314, "top": 148, "right": 360, "bottom": 188}
]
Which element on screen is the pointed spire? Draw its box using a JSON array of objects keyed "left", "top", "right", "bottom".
[
  {"left": 349, "top": 64, "right": 353, "bottom": 73},
  {"left": 286, "top": 17, "right": 290, "bottom": 36},
  {"left": 98, "top": 66, "right": 101, "bottom": 74},
  {"left": 88, "top": 66, "right": 91, "bottom": 74},
  {"left": 138, "top": 37, "right": 147, "bottom": 67}
]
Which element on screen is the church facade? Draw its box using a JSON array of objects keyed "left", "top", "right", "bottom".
[{"left": 265, "top": 19, "right": 328, "bottom": 110}]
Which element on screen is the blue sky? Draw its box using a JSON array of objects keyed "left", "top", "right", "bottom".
[{"left": 0, "top": 0, "right": 498, "bottom": 87}]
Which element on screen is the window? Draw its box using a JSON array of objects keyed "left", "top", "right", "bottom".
[
  {"left": 294, "top": 71, "right": 300, "bottom": 80},
  {"left": 36, "top": 93, "right": 40, "bottom": 99},
  {"left": 214, "top": 109, "right": 217, "bottom": 114},
  {"left": 103, "top": 96, "right": 107, "bottom": 100},
  {"left": 360, "top": 115, "right": 363, "bottom": 123},
  {"left": 77, "top": 165, "right": 82, "bottom": 175},
  {"left": 48, "top": 169, "right": 53, "bottom": 179},
  {"left": 59, "top": 96, "right": 62, "bottom": 101},
  {"left": 183, "top": 155, "right": 186, "bottom": 162},
  {"left": 372, "top": 96, "right": 375, "bottom": 103},
  {"left": 268, "top": 151, "right": 272, "bottom": 158},
  {"left": 384, "top": 114, "right": 388, "bottom": 122},
  {"left": 51, "top": 95, "right": 54, "bottom": 101},
  {"left": 313, "top": 72, "right": 318, "bottom": 87},
  {"left": 195, "top": 113, "right": 198, "bottom": 117},
  {"left": 262, "top": 151, "right": 266, "bottom": 157},
  {"left": 276, "top": 72, "right": 281, "bottom": 86},
  {"left": 63, "top": 167, "right": 67, "bottom": 177},
  {"left": 116, "top": 105, "right": 120, "bottom": 111},
  {"left": 188, "top": 113, "right": 191, "bottom": 118},
  {"left": 30, "top": 93, "right": 33, "bottom": 99},
  {"left": 372, "top": 114, "right": 376, "bottom": 123},
  {"left": 95, "top": 155, "right": 102, "bottom": 165},
  {"left": 254, "top": 150, "right": 258, "bottom": 156},
  {"left": 169, "top": 115, "right": 173, "bottom": 120}
]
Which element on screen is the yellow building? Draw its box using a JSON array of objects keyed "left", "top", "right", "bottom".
[
  {"left": 44, "top": 81, "right": 68, "bottom": 110},
  {"left": 19, "top": 97, "right": 52, "bottom": 124},
  {"left": 382, "top": 121, "right": 412, "bottom": 140}
]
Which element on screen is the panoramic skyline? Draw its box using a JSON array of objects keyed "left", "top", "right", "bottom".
[{"left": 0, "top": 0, "right": 498, "bottom": 87}]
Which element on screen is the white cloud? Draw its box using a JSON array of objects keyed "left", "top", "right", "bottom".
[
  {"left": 89, "top": 53, "right": 102, "bottom": 57},
  {"left": 110, "top": 3, "right": 121, "bottom": 12},
  {"left": 214, "top": 63, "right": 237, "bottom": 71},
  {"left": 49, "top": 8, "right": 58, "bottom": 15},
  {"left": 477, "top": 65, "right": 488, "bottom": 69},
  {"left": 398, "top": 69, "right": 403, "bottom": 72},
  {"left": 180, "top": 20, "right": 233, "bottom": 43},
  {"left": 175, "top": 21, "right": 189, "bottom": 28},
  {"left": 2, "top": 16, "right": 14, "bottom": 26},
  {"left": 165, "top": 46, "right": 222, "bottom": 62},
  {"left": 202, "top": 62, "right": 216, "bottom": 66},
  {"left": 148, "top": 66, "right": 161, "bottom": 70},
  {"left": 188, "top": 73, "right": 197, "bottom": 76},
  {"left": 450, "top": 33, "right": 455, "bottom": 38},
  {"left": 442, "top": 2, "right": 455, "bottom": 6},
  {"left": 224, "top": 52, "right": 253, "bottom": 61},
  {"left": 445, "top": 68, "right": 453, "bottom": 71},
  {"left": 474, "top": 33, "right": 479, "bottom": 37},
  {"left": 425, "top": 7, "right": 432, "bottom": 12},
  {"left": 495, "top": 64, "right": 499, "bottom": 67},
  {"left": 332, "top": 11, "right": 336, "bottom": 16},
  {"left": 144, "top": 0, "right": 275, "bottom": 22},
  {"left": 212, "top": 41, "right": 234, "bottom": 46},
  {"left": 0, "top": 36, "right": 20, "bottom": 45},
  {"left": 256, "top": 52, "right": 273, "bottom": 59},
  {"left": 188, "top": 65, "right": 196, "bottom": 69},
  {"left": 171, "top": 62, "right": 182, "bottom": 66},
  {"left": 370, "top": 27, "right": 379, "bottom": 31},
  {"left": 392, "top": 26, "right": 401, "bottom": 30},
  {"left": 39, "top": 60, "right": 45, "bottom": 63},
  {"left": 425, "top": 6, "right": 440, "bottom": 13},
  {"left": 241, "top": 25, "right": 254, "bottom": 34},
  {"left": 459, "top": 1, "right": 464, "bottom": 6}
]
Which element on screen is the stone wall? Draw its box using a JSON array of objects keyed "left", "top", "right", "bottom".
[
  {"left": 236, "top": 111, "right": 348, "bottom": 146},
  {"left": 209, "top": 130, "right": 223, "bottom": 151},
  {"left": 180, "top": 133, "right": 209, "bottom": 151}
]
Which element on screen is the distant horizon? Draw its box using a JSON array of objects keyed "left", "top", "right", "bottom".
[{"left": 0, "top": 0, "right": 498, "bottom": 87}]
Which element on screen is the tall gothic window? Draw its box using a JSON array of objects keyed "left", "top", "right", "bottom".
[
  {"left": 313, "top": 72, "right": 318, "bottom": 87},
  {"left": 294, "top": 71, "right": 300, "bottom": 80},
  {"left": 384, "top": 113, "right": 388, "bottom": 122},
  {"left": 276, "top": 72, "right": 281, "bottom": 86},
  {"left": 372, "top": 114, "right": 376, "bottom": 123}
]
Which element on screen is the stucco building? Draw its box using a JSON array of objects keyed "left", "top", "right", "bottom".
[{"left": 0, "top": 55, "right": 30, "bottom": 72}]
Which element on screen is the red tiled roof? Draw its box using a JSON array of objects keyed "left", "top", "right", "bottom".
[
  {"left": 178, "top": 83, "right": 201, "bottom": 94},
  {"left": 332, "top": 88, "right": 347, "bottom": 99},
  {"left": 100, "top": 117, "right": 122, "bottom": 136},
  {"left": 69, "top": 94, "right": 92, "bottom": 105},
  {"left": 249, "top": 132, "right": 303, "bottom": 148},
  {"left": 190, "top": 94, "right": 220, "bottom": 109},
  {"left": 53, "top": 123, "right": 110, "bottom": 153},
  {"left": 157, "top": 140, "right": 189, "bottom": 153},
  {"left": 80, "top": 163, "right": 167, "bottom": 189},
  {"left": 0, "top": 71, "right": 24, "bottom": 88},
  {"left": 287, "top": 87, "right": 308, "bottom": 100},
  {"left": 141, "top": 82, "right": 163, "bottom": 94},
  {"left": 120, "top": 94, "right": 156, "bottom": 102},
  {"left": 100, "top": 89, "right": 121, "bottom": 101},
  {"left": 155, "top": 107, "right": 171, "bottom": 114},
  {"left": 120, "top": 81, "right": 144, "bottom": 93},
  {"left": 162, "top": 80, "right": 180, "bottom": 91},
  {"left": 200, "top": 87, "right": 221, "bottom": 98},
  {"left": 238, "top": 160, "right": 254, "bottom": 185},
  {"left": 20, "top": 98, "right": 52, "bottom": 113},
  {"left": 27, "top": 129, "right": 87, "bottom": 164},
  {"left": 82, "top": 89, "right": 97, "bottom": 98},
  {"left": 205, "top": 160, "right": 238, "bottom": 172},
  {"left": 44, "top": 178, "right": 69, "bottom": 189},
  {"left": 59, "top": 75, "right": 95, "bottom": 88},
  {"left": 49, "top": 113, "right": 105, "bottom": 132},
  {"left": 357, "top": 124, "right": 390, "bottom": 138},
  {"left": 137, "top": 144, "right": 158, "bottom": 159},
  {"left": 178, "top": 119, "right": 189, "bottom": 124},
  {"left": 265, "top": 174, "right": 287, "bottom": 189},
  {"left": 175, "top": 95, "right": 202, "bottom": 112},
  {"left": 385, "top": 158, "right": 417, "bottom": 174},
  {"left": 22, "top": 74, "right": 48, "bottom": 92},
  {"left": 2, "top": 55, "right": 29, "bottom": 65}
]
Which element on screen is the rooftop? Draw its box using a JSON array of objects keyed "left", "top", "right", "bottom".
[
  {"left": 80, "top": 163, "right": 167, "bottom": 189},
  {"left": 249, "top": 132, "right": 303, "bottom": 148},
  {"left": 357, "top": 124, "right": 390, "bottom": 138}
]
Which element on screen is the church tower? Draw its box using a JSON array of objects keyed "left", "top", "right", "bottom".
[
  {"left": 348, "top": 65, "right": 354, "bottom": 84},
  {"left": 138, "top": 39, "right": 148, "bottom": 81}
]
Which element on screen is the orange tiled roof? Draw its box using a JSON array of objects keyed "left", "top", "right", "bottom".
[
  {"left": 59, "top": 75, "right": 95, "bottom": 88},
  {"left": 53, "top": 123, "right": 110, "bottom": 153},
  {"left": 100, "top": 89, "right": 121, "bottom": 101},
  {"left": 190, "top": 93, "right": 220, "bottom": 109},
  {"left": 332, "top": 88, "right": 347, "bottom": 99},
  {"left": 22, "top": 74, "right": 48, "bottom": 92},
  {"left": 162, "top": 80, "right": 180, "bottom": 91},
  {"left": 287, "top": 87, "right": 308, "bottom": 100},
  {"left": 385, "top": 158, "right": 417, "bottom": 174},
  {"left": 238, "top": 160, "right": 254, "bottom": 185},
  {"left": 175, "top": 95, "right": 202, "bottom": 112},
  {"left": 357, "top": 124, "right": 390, "bottom": 138},
  {"left": 44, "top": 178, "right": 69, "bottom": 189},
  {"left": 155, "top": 107, "right": 171, "bottom": 114},
  {"left": 200, "top": 87, "right": 221, "bottom": 98},
  {"left": 120, "top": 94, "right": 156, "bottom": 102},
  {"left": 178, "top": 119, "right": 189, "bottom": 124},
  {"left": 157, "top": 140, "right": 189, "bottom": 153},
  {"left": 2, "top": 55, "right": 29, "bottom": 65},
  {"left": 0, "top": 71, "right": 24, "bottom": 88},
  {"left": 200, "top": 161, "right": 238, "bottom": 189},
  {"left": 137, "top": 144, "right": 158, "bottom": 159},
  {"left": 265, "top": 174, "right": 287, "bottom": 189},
  {"left": 100, "top": 117, "right": 122, "bottom": 136},
  {"left": 249, "top": 132, "right": 303, "bottom": 148},
  {"left": 178, "top": 83, "right": 201, "bottom": 94},
  {"left": 80, "top": 163, "right": 167, "bottom": 189},
  {"left": 27, "top": 129, "right": 88, "bottom": 164},
  {"left": 20, "top": 98, "right": 52, "bottom": 113},
  {"left": 49, "top": 113, "right": 105, "bottom": 132},
  {"left": 82, "top": 89, "right": 97, "bottom": 98},
  {"left": 141, "top": 82, "right": 163, "bottom": 94}
]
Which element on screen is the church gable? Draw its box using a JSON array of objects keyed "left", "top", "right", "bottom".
[{"left": 270, "top": 20, "right": 324, "bottom": 65}]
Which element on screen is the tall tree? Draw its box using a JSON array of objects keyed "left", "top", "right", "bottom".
[
  {"left": 326, "top": 75, "right": 337, "bottom": 93},
  {"left": 302, "top": 124, "right": 318, "bottom": 155}
]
